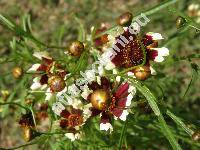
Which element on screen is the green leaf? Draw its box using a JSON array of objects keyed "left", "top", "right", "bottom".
[
  {"left": 125, "top": 77, "right": 182, "bottom": 150},
  {"left": 158, "top": 116, "right": 182, "bottom": 150},
  {"left": 0, "top": 14, "right": 45, "bottom": 47},
  {"left": 128, "top": 78, "right": 160, "bottom": 116},
  {"left": 75, "top": 16, "right": 86, "bottom": 42},
  {"left": 166, "top": 110, "right": 193, "bottom": 136}
]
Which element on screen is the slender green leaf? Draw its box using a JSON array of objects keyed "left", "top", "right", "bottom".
[{"left": 166, "top": 110, "right": 194, "bottom": 136}]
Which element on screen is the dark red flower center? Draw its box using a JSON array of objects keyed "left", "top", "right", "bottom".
[
  {"left": 111, "top": 30, "right": 157, "bottom": 68},
  {"left": 68, "top": 114, "right": 83, "bottom": 127}
]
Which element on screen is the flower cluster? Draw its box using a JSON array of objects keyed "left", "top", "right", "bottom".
[{"left": 26, "top": 12, "right": 170, "bottom": 141}]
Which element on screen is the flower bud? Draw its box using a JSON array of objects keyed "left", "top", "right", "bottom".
[
  {"left": 116, "top": 12, "right": 133, "bottom": 26},
  {"left": 90, "top": 89, "right": 109, "bottom": 110},
  {"left": 68, "top": 41, "right": 84, "bottom": 57},
  {"left": 133, "top": 66, "right": 151, "bottom": 81},
  {"left": 48, "top": 75, "right": 66, "bottom": 92},
  {"left": 192, "top": 131, "right": 200, "bottom": 141},
  {"left": 176, "top": 16, "right": 186, "bottom": 29},
  {"left": 22, "top": 126, "right": 34, "bottom": 142},
  {"left": 25, "top": 99, "right": 34, "bottom": 105},
  {"left": 12, "top": 67, "right": 23, "bottom": 79},
  {"left": 1, "top": 90, "right": 9, "bottom": 101}
]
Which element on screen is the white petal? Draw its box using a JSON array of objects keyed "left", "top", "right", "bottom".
[
  {"left": 30, "top": 82, "right": 41, "bottom": 90},
  {"left": 27, "top": 64, "right": 40, "bottom": 72},
  {"left": 107, "top": 35, "right": 116, "bottom": 44},
  {"left": 112, "top": 69, "right": 121, "bottom": 82},
  {"left": 154, "top": 56, "right": 165, "bottom": 62},
  {"left": 83, "top": 103, "right": 92, "bottom": 120},
  {"left": 126, "top": 94, "right": 133, "bottom": 107},
  {"left": 128, "top": 85, "right": 136, "bottom": 95},
  {"left": 100, "top": 123, "right": 113, "bottom": 132},
  {"left": 147, "top": 32, "right": 164, "bottom": 40},
  {"left": 119, "top": 110, "right": 129, "bottom": 121},
  {"left": 85, "top": 70, "right": 96, "bottom": 82},
  {"left": 30, "top": 77, "right": 42, "bottom": 90},
  {"left": 41, "top": 84, "right": 47, "bottom": 90},
  {"left": 52, "top": 102, "right": 65, "bottom": 116},
  {"left": 81, "top": 87, "right": 92, "bottom": 99},
  {"left": 105, "top": 61, "right": 116, "bottom": 70},
  {"left": 150, "top": 66, "right": 157, "bottom": 75},
  {"left": 112, "top": 69, "right": 118, "bottom": 74},
  {"left": 123, "top": 27, "right": 128, "bottom": 31},
  {"left": 65, "top": 133, "right": 76, "bottom": 141},
  {"left": 71, "top": 98, "right": 83, "bottom": 109},
  {"left": 33, "top": 52, "right": 51, "bottom": 60},
  {"left": 96, "top": 76, "right": 101, "bottom": 85},
  {"left": 45, "top": 88, "right": 53, "bottom": 101},
  {"left": 126, "top": 85, "right": 136, "bottom": 107},
  {"left": 74, "top": 132, "right": 82, "bottom": 140},
  {"left": 153, "top": 47, "right": 169, "bottom": 57},
  {"left": 57, "top": 87, "right": 67, "bottom": 97},
  {"left": 98, "top": 65, "right": 104, "bottom": 76},
  {"left": 127, "top": 71, "right": 134, "bottom": 76},
  {"left": 116, "top": 76, "right": 121, "bottom": 82}
]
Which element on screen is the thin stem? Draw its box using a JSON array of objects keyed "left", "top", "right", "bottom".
[
  {"left": 0, "top": 102, "right": 29, "bottom": 110},
  {"left": 118, "top": 120, "right": 128, "bottom": 150},
  {"left": 94, "top": 0, "right": 178, "bottom": 39}
]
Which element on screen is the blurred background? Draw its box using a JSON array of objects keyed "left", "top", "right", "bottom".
[{"left": 0, "top": 0, "right": 200, "bottom": 149}]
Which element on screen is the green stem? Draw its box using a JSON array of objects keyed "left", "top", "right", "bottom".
[
  {"left": 94, "top": 0, "right": 178, "bottom": 39},
  {"left": 0, "top": 102, "right": 29, "bottom": 110},
  {"left": 118, "top": 120, "right": 128, "bottom": 150}
]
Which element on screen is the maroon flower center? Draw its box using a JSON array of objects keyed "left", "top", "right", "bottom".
[
  {"left": 68, "top": 114, "right": 83, "bottom": 127},
  {"left": 107, "top": 96, "right": 117, "bottom": 112},
  {"left": 111, "top": 30, "right": 156, "bottom": 68}
]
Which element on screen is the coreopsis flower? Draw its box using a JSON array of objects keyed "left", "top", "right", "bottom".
[
  {"left": 28, "top": 52, "right": 68, "bottom": 100},
  {"left": 82, "top": 76, "right": 136, "bottom": 132},
  {"left": 187, "top": 4, "right": 200, "bottom": 23},
  {"left": 99, "top": 27, "right": 169, "bottom": 79},
  {"left": 59, "top": 107, "right": 90, "bottom": 141},
  {"left": 52, "top": 99, "right": 91, "bottom": 141}
]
